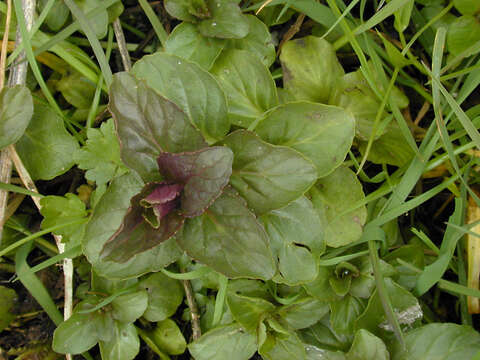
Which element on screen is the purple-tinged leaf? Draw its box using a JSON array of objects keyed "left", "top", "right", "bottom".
[
  {"left": 109, "top": 72, "right": 206, "bottom": 182},
  {"left": 178, "top": 187, "right": 276, "bottom": 280},
  {"left": 157, "top": 146, "right": 233, "bottom": 217},
  {"left": 101, "top": 183, "right": 184, "bottom": 263}
]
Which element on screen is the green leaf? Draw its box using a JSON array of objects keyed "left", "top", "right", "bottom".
[
  {"left": 358, "top": 123, "right": 415, "bottom": 167},
  {"left": 330, "top": 68, "right": 409, "bottom": 141},
  {"left": 453, "top": 0, "right": 480, "bottom": 15},
  {"left": 260, "top": 330, "right": 307, "bottom": 360},
  {"left": 309, "top": 166, "right": 367, "bottom": 247},
  {"left": 165, "top": 22, "right": 226, "bottom": 70},
  {"left": 0, "top": 86, "right": 33, "bottom": 150},
  {"left": 346, "top": 329, "right": 389, "bottom": 360},
  {"left": 132, "top": 53, "right": 230, "bottom": 143},
  {"left": 157, "top": 146, "right": 233, "bottom": 217},
  {"left": 57, "top": 70, "right": 97, "bottom": 109},
  {"left": 148, "top": 319, "right": 187, "bottom": 355},
  {"left": 73, "top": 119, "right": 128, "bottom": 187},
  {"left": 211, "top": 49, "right": 278, "bottom": 128},
  {"left": 303, "top": 266, "right": 342, "bottom": 302},
  {"left": 227, "top": 292, "right": 276, "bottom": 331},
  {"left": 226, "top": 15, "right": 276, "bottom": 67},
  {"left": 189, "top": 323, "right": 257, "bottom": 360},
  {"left": 307, "top": 346, "right": 346, "bottom": 360},
  {"left": 76, "top": 0, "right": 109, "bottom": 39},
  {"left": 389, "top": 0, "right": 414, "bottom": 33},
  {"left": 40, "top": 0, "right": 69, "bottom": 31},
  {"left": 164, "top": 0, "right": 201, "bottom": 21},
  {"left": 280, "top": 36, "right": 344, "bottom": 103},
  {"left": 197, "top": 0, "right": 250, "bottom": 39},
  {"left": 392, "top": 323, "right": 480, "bottom": 360},
  {"left": 223, "top": 130, "right": 317, "bottom": 215},
  {"left": 83, "top": 173, "right": 183, "bottom": 280},
  {"left": 52, "top": 312, "right": 99, "bottom": 354},
  {"left": 299, "top": 318, "right": 350, "bottom": 352},
  {"left": 446, "top": 15, "right": 480, "bottom": 55},
  {"left": 16, "top": 101, "right": 79, "bottom": 180},
  {"left": 40, "top": 193, "right": 88, "bottom": 245},
  {"left": 109, "top": 72, "right": 206, "bottom": 182},
  {"left": 261, "top": 197, "right": 324, "bottom": 285},
  {"left": 99, "top": 322, "right": 140, "bottom": 360},
  {"left": 277, "top": 297, "right": 329, "bottom": 330},
  {"left": 139, "top": 272, "right": 184, "bottom": 322},
  {"left": 255, "top": 101, "right": 354, "bottom": 177},
  {"left": 0, "top": 286, "right": 17, "bottom": 332},
  {"left": 356, "top": 278, "right": 422, "bottom": 338},
  {"left": 111, "top": 289, "right": 148, "bottom": 322},
  {"left": 330, "top": 295, "right": 365, "bottom": 336},
  {"left": 380, "top": 34, "right": 410, "bottom": 69},
  {"left": 179, "top": 187, "right": 276, "bottom": 279}
]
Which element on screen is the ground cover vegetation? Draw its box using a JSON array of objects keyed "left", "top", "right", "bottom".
[{"left": 1, "top": 0, "right": 480, "bottom": 358}]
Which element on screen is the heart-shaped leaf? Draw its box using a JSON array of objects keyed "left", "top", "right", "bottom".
[
  {"left": 132, "top": 53, "right": 230, "bottom": 143},
  {"left": 178, "top": 188, "right": 276, "bottom": 279},
  {"left": 255, "top": 101, "right": 354, "bottom": 177},
  {"left": 109, "top": 72, "right": 206, "bottom": 182},
  {"left": 223, "top": 130, "right": 317, "bottom": 215},
  {"left": 211, "top": 49, "right": 278, "bottom": 128},
  {"left": 157, "top": 146, "right": 233, "bottom": 217}
]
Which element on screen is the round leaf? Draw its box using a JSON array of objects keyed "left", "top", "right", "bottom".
[
  {"left": 99, "top": 322, "right": 139, "bottom": 360},
  {"left": 52, "top": 313, "right": 99, "bottom": 354},
  {"left": 255, "top": 101, "right": 354, "bottom": 177},
  {"left": 280, "top": 36, "right": 344, "bottom": 103}
]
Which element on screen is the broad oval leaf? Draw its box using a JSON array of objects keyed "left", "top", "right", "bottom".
[
  {"left": 280, "top": 36, "right": 344, "bottom": 103},
  {"left": 226, "top": 15, "right": 276, "bottom": 67},
  {"left": 52, "top": 313, "right": 99, "bottom": 354},
  {"left": 392, "top": 323, "right": 480, "bottom": 360},
  {"left": 211, "top": 49, "right": 278, "bottom": 128},
  {"left": 0, "top": 86, "right": 33, "bottom": 149},
  {"left": 139, "top": 272, "right": 184, "bottom": 322},
  {"left": 260, "top": 331, "right": 307, "bottom": 360},
  {"left": 83, "top": 173, "right": 183, "bottom": 279},
  {"left": 223, "top": 130, "right": 317, "bottom": 215},
  {"left": 261, "top": 197, "right": 324, "bottom": 285},
  {"left": 255, "top": 101, "right": 354, "bottom": 177},
  {"left": 99, "top": 322, "right": 139, "bottom": 360},
  {"left": 165, "top": 22, "right": 226, "bottom": 70},
  {"left": 111, "top": 289, "right": 148, "bottom": 323},
  {"left": 310, "top": 166, "right": 367, "bottom": 247},
  {"left": 109, "top": 72, "right": 206, "bottom": 182},
  {"left": 179, "top": 188, "right": 276, "bottom": 279},
  {"left": 277, "top": 297, "right": 330, "bottom": 330},
  {"left": 132, "top": 53, "right": 229, "bottom": 143},
  {"left": 197, "top": 0, "right": 250, "bottom": 39},
  {"left": 148, "top": 318, "right": 187, "bottom": 355},
  {"left": 453, "top": 0, "right": 480, "bottom": 15},
  {"left": 157, "top": 146, "right": 233, "bottom": 217},
  {"left": 227, "top": 292, "right": 276, "bottom": 332},
  {"left": 16, "top": 101, "right": 79, "bottom": 180},
  {"left": 330, "top": 295, "right": 365, "bottom": 336},
  {"left": 347, "top": 329, "right": 389, "bottom": 360},
  {"left": 447, "top": 15, "right": 480, "bottom": 55},
  {"left": 189, "top": 323, "right": 257, "bottom": 360}
]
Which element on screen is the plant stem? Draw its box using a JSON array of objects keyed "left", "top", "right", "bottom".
[
  {"left": 181, "top": 270, "right": 202, "bottom": 340},
  {"left": 113, "top": 18, "right": 132, "bottom": 71}
]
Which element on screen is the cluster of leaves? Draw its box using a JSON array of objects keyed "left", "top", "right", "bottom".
[{"left": 2, "top": 0, "right": 480, "bottom": 359}]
